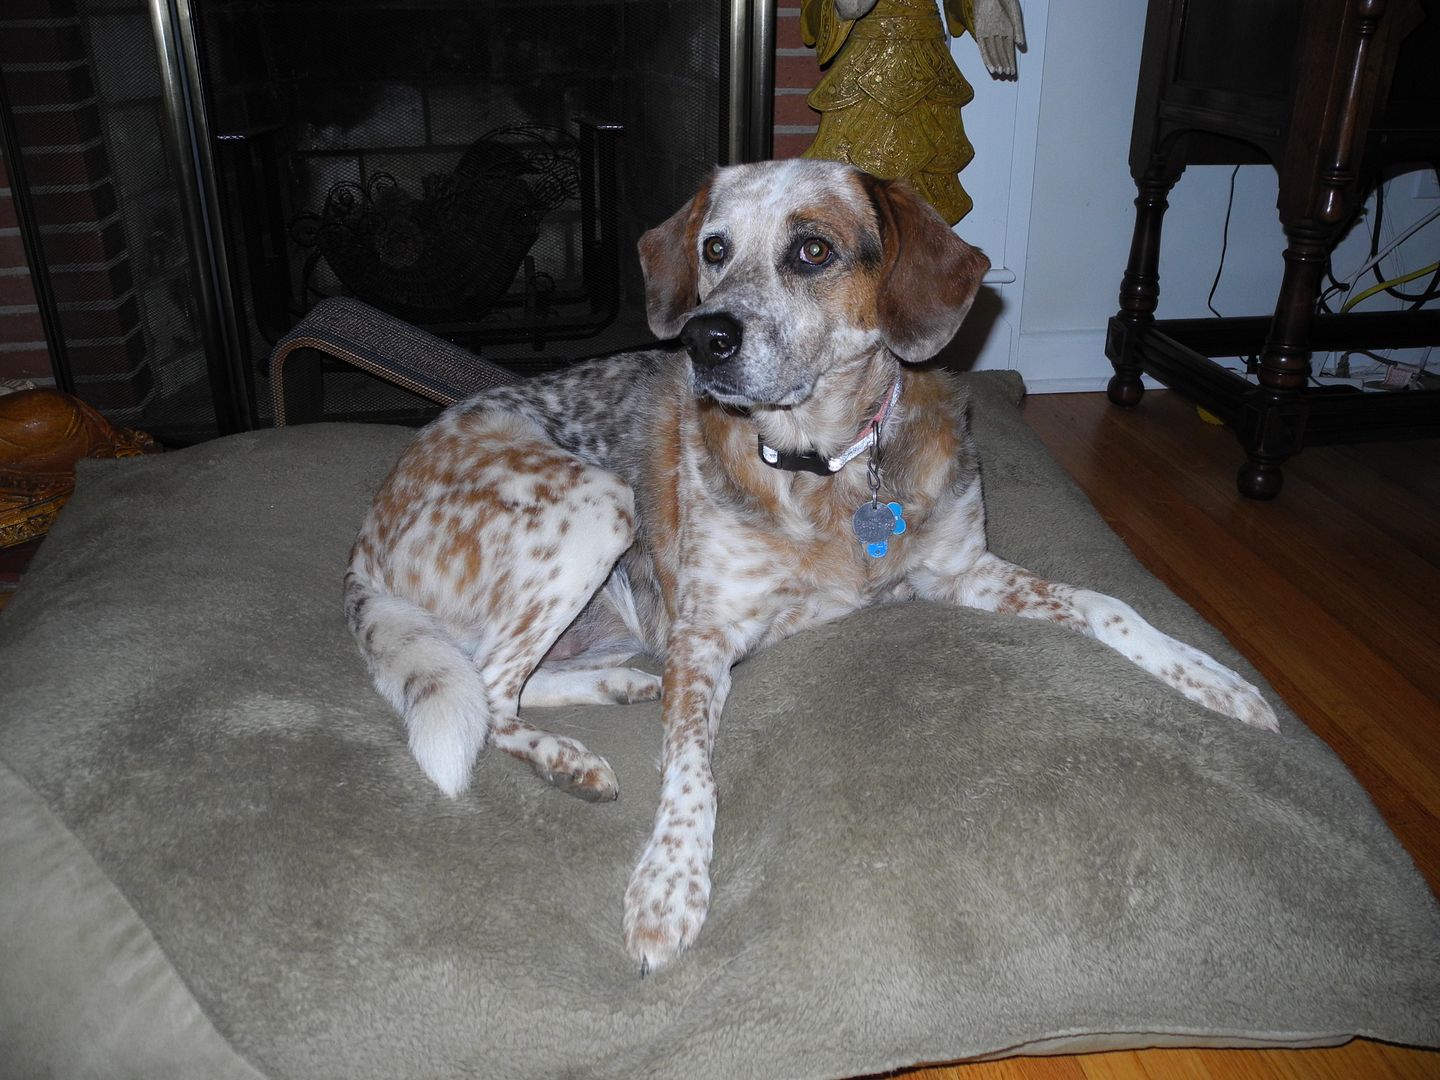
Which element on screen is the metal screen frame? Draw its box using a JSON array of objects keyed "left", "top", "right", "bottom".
[{"left": 142, "top": 0, "right": 776, "bottom": 432}]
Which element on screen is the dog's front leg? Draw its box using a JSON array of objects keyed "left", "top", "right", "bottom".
[
  {"left": 914, "top": 550, "right": 1279, "bottom": 731},
  {"left": 623, "top": 626, "right": 735, "bottom": 974}
]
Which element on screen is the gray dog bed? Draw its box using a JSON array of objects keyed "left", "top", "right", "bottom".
[{"left": 2, "top": 370, "right": 1437, "bottom": 1080}]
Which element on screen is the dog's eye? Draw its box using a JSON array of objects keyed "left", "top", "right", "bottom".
[
  {"left": 798, "top": 238, "right": 833, "bottom": 266},
  {"left": 702, "top": 236, "right": 727, "bottom": 264}
]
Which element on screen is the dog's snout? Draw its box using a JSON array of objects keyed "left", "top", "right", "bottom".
[{"left": 680, "top": 314, "right": 742, "bottom": 368}]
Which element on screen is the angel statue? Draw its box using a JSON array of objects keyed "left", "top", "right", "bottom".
[{"left": 801, "top": 0, "right": 1025, "bottom": 224}]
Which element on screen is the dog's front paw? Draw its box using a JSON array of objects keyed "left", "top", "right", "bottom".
[
  {"left": 1219, "top": 677, "right": 1280, "bottom": 732},
  {"left": 1165, "top": 640, "right": 1280, "bottom": 732},
  {"left": 623, "top": 844, "right": 711, "bottom": 974},
  {"left": 1084, "top": 595, "right": 1279, "bottom": 733}
]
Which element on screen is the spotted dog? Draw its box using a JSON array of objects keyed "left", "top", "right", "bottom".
[{"left": 346, "top": 158, "right": 1279, "bottom": 974}]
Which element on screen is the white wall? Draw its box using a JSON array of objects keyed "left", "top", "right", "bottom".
[
  {"left": 949, "top": 0, "right": 1439, "bottom": 392},
  {"left": 939, "top": 0, "right": 1047, "bottom": 376}
]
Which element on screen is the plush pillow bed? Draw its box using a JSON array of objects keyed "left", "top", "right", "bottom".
[{"left": 1, "top": 371, "right": 1437, "bottom": 1080}]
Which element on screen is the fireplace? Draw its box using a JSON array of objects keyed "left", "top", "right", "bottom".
[{"left": 1, "top": 0, "right": 775, "bottom": 442}]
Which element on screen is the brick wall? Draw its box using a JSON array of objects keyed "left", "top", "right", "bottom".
[
  {"left": 772, "top": 5, "right": 823, "bottom": 159},
  {"left": 0, "top": 0, "right": 150, "bottom": 409},
  {"left": 0, "top": 145, "right": 53, "bottom": 382}
]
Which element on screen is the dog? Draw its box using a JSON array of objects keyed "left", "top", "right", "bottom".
[{"left": 346, "top": 158, "right": 1278, "bottom": 974}]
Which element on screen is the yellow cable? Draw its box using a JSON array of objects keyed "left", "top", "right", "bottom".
[{"left": 1341, "top": 260, "right": 1440, "bottom": 313}]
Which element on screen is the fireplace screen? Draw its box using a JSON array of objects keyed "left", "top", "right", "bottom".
[{"left": 2, "top": 0, "right": 771, "bottom": 440}]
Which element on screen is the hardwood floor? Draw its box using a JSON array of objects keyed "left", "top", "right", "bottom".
[{"left": 892, "top": 389, "right": 1440, "bottom": 1080}]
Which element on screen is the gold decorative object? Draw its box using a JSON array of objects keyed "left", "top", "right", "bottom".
[
  {"left": 801, "top": 0, "right": 1025, "bottom": 225},
  {"left": 0, "top": 389, "right": 160, "bottom": 548}
]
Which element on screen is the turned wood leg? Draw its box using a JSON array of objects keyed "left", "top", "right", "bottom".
[
  {"left": 1235, "top": 0, "right": 1389, "bottom": 498},
  {"left": 1107, "top": 160, "right": 1183, "bottom": 407},
  {"left": 1236, "top": 222, "right": 1328, "bottom": 499}
]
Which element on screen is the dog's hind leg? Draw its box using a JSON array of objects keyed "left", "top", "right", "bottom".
[
  {"left": 356, "top": 408, "right": 640, "bottom": 799},
  {"left": 518, "top": 667, "right": 662, "bottom": 707},
  {"left": 486, "top": 716, "right": 622, "bottom": 802},
  {"left": 494, "top": 642, "right": 660, "bottom": 800},
  {"left": 466, "top": 442, "right": 641, "bottom": 801},
  {"left": 515, "top": 571, "right": 661, "bottom": 709}
]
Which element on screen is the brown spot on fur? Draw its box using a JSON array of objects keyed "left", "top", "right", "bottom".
[{"left": 404, "top": 673, "right": 441, "bottom": 707}]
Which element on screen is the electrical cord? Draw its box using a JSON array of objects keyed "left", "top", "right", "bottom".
[
  {"left": 1316, "top": 174, "right": 1440, "bottom": 314},
  {"left": 1206, "top": 165, "right": 1242, "bottom": 318},
  {"left": 1342, "top": 260, "right": 1440, "bottom": 313},
  {"left": 1371, "top": 166, "right": 1387, "bottom": 272},
  {"left": 1369, "top": 167, "right": 1440, "bottom": 307},
  {"left": 1318, "top": 179, "right": 1383, "bottom": 314},
  {"left": 1321, "top": 348, "right": 1391, "bottom": 378},
  {"left": 1318, "top": 265, "right": 1349, "bottom": 314},
  {"left": 1337, "top": 203, "right": 1440, "bottom": 303},
  {"left": 1399, "top": 265, "right": 1440, "bottom": 308}
]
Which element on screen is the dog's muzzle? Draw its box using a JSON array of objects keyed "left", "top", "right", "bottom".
[{"left": 680, "top": 313, "right": 742, "bottom": 369}]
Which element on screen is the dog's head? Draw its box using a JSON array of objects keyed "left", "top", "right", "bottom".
[{"left": 638, "top": 159, "right": 989, "bottom": 408}]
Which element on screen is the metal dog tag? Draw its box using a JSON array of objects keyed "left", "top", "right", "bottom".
[
  {"left": 852, "top": 501, "right": 897, "bottom": 543},
  {"left": 852, "top": 501, "right": 906, "bottom": 558}
]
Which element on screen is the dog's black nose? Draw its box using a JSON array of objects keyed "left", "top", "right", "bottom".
[{"left": 680, "top": 313, "right": 742, "bottom": 368}]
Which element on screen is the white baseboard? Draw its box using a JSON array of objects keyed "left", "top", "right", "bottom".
[
  {"left": 1022, "top": 375, "right": 1165, "bottom": 395},
  {"left": 1005, "top": 329, "right": 1154, "bottom": 395},
  {"left": 1014, "top": 329, "right": 1108, "bottom": 383}
]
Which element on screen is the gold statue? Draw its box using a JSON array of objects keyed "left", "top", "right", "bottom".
[{"left": 801, "top": 0, "right": 1025, "bottom": 224}]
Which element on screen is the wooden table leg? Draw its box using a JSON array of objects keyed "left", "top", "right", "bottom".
[
  {"left": 1234, "top": 0, "right": 1400, "bottom": 499},
  {"left": 1107, "top": 155, "right": 1184, "bottom": 407},
  {"left": 1237, "top": 220, "right": 1331, "bottom": 499}
]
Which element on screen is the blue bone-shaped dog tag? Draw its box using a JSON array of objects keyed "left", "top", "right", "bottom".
[{"left": 852, "top": 501, "right": 906, "bottom": 558}]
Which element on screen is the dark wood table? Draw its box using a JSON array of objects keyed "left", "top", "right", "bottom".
[{"left": 1105, "top": 0, "right": 1440, "bottom": 498}]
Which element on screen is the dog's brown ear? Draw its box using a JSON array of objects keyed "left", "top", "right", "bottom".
[
  {"left": 637, "top": 179, "right": 712, "bottom": 339},
  {"left": 861, "top": 174, "right": 990, "bottom": 362}
]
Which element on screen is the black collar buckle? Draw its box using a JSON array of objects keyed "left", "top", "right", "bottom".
[{"left": 757, "top": 436, "right": 837, "bottom": 476}]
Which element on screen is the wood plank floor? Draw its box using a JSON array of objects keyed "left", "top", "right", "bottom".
[{"left": 889, "top": 389, "right": 1440, "bottom": 1080}]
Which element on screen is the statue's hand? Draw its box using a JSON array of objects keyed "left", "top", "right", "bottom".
[
  {"left": 971, "top": 0, "right": 1025, "bottom": 79},
  {"left": 834, "top": 0, "right": 879, "bottom": 19}
]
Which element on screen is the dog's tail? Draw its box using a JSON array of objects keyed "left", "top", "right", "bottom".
[{"left": 344, "top": 568, "right": 490, "bottom": 797}]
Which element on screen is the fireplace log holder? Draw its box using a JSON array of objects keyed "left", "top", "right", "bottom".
[{"left": 221, "top": 121, "right": 624, "bottom": 365}]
